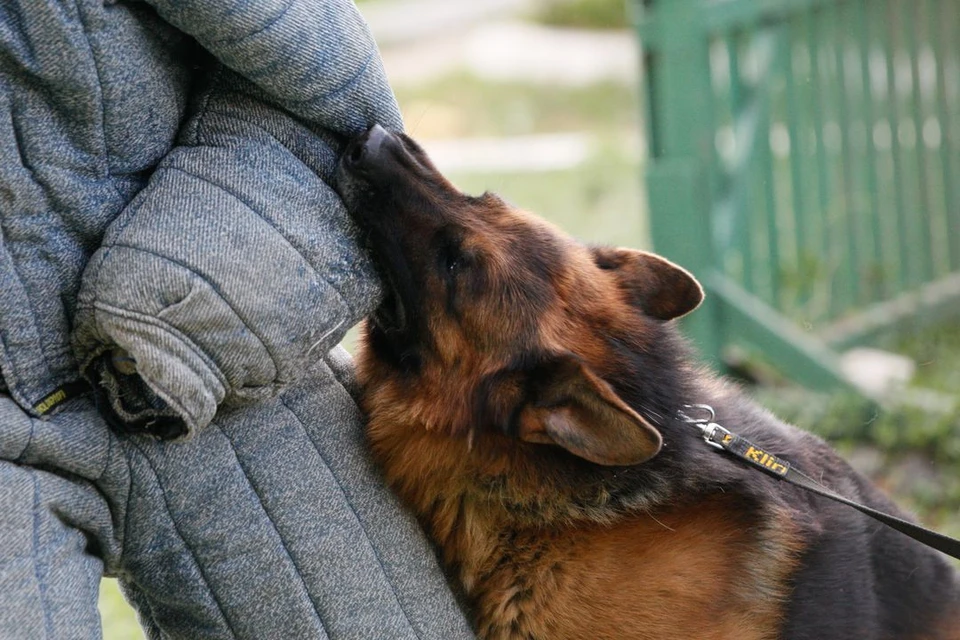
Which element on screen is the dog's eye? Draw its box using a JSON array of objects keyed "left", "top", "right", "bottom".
[
  {"left": 439, "top": 242, "right": 466, "bottom": 276},
  {"left": 446, "top": 253, "right": 461, "bottom": 274}
]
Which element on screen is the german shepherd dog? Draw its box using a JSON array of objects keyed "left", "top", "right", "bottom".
[{"left": 337, "top": 125, "right": 960, "bottom": 640}]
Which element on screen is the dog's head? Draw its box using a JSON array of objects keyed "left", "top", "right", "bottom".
[{"left": 338, "top": 125, "right": 703, "bottom": 475}]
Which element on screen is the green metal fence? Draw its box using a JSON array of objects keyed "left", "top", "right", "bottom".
[{"left": 636, "top": 0, "right": 960, "bottom": 392}]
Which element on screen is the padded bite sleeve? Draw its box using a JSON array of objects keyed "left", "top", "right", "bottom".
[{"left": 73, "top": 71, "right": 399, "bottom": 435}]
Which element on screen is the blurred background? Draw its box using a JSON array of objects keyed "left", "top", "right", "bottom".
[{"left": 102, "top": 0, "right": 960, "bottom": 634}]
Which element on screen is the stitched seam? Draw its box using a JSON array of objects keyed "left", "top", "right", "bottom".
[
  {"left": 85, "top": 176, "right": 165, "bottom": 378},
  {"left": 94, "top": 427, "right": 133, "bottom": 561},
  {"left": 124, "top": 439, "right": 239, "bottom": 637},
  {"left": 81, "top": 537, "right": 101, "bottom": 634},
  {"left": 30, "top": 473, "right": 55, "bottom": 639},
  {"left": 70, "top": 0, "right": 110, "bottom": 175},
  {"left": 96, "top": 420, "right": 115, "bottom": 482},
  {"left": 208, "top": 0, "right": 296, "bottom": 49},
  {"left": 284, "top": 50, "right": 375, "bottom": 107},
  {"left": 213, "top": 422, "right": 330, "bottom": 635},
  {"left": 1, "top": 0, "right": 123, "bottom": 406},
  {"left": 6, "top": 93, "right": 38, "bottom": 180},
  {"left": 0, "top": 218, "right": 54, "bottom": 408},
  {"left": 120, "top": 455, "right": 134, "bottom": 574},
  {"left": 13, "top": 411, "right": 35, "bottom": 463},
  {"left": 91, "top": 308, "right": 205, "bottom": 430},
  {"left": 160, "top": 164, "right": 351, "bottom": 318},
  {"left": 98, "top": 243, "right": 282, "bottom": 384},
  {"left": 71, "top": 0, "right": 135, "bottom": 211},
  {"left": 86, "top": 300, "right": 226, "bottom": 433},
  {"left": 277, "top": 395, "right": 422, "bottom": 639}
]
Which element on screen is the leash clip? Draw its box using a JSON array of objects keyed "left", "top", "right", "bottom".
[
  {"left": 700, "top": 422, "right": 733, "bottom": 450},
  {"left": 679, "top": 404, "right": 731, "bottom": 450}
]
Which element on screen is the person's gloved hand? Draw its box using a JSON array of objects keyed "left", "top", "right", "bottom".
[
  {"left": 71, "top": 0, "right": 402, "bottom": 437},
  {"left": 1, "top": 349, "right": 474, "bottom": 639}
]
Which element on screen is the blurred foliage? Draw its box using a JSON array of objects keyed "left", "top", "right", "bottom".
[
  {"left": 751, "top": 387, "right": 960, "bottom": 467},
  {"left": 533, "top": 0, "right": 631, "bottom": 30},
  {"left": 396, "top": 73, "right": 639, "bottom": 139},
  {"left": 881, "top": 319, "right": 960, "bottom": 394},
  {"left": 747, "top": 318, "right": 960, "bottom": 538},
  {"left": 449, "top": 149, "right": 646, "bottom": 249},
  {"left": 100, "top": 579, "right": 144, "bottom": 640}
]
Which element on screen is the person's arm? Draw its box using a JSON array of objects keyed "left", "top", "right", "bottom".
[
  {"left": 143, "top": 0, "right": 402, "bottom": 137},
  {"left": 72, "top": 0, "right": 401, "bottom": 435},
  {"left": 2, "top": 1, "right": 473, "bottom": 637}
]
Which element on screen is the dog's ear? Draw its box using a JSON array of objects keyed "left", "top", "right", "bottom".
[
  {"left": 516, "top": 355, "right": 662, "bottom": 466},
  {"left": 591, "top": 247, "right": 704, "bottom": 320}
]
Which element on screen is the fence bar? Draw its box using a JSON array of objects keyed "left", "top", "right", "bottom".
[
  {"left": 823, "top": 1, "right": 856, "bottom": 316},
  {"left": 834, "top": 0, "right": 864, "bottom": 308},
  {"left": 758, "top": 33, "right": 783, "bottom": 308},
  {"left": 641, "top": 0, "right": 725, "bottom": 366},
  {"left": 823, "top": 272, "right": 960, "bottom": 349},
  {"left": 710, "top": 274, "right": 856, "bottom": 393},
  {"left": 882, "top": 0, "right": 911, "bottom": 294},
  {"left": 783, "top": 18, "right": 809, "bottom": 313},
  {"left": 906, "top": 0, "right": 936, "bottom": 284},
  {"left": 807, "top": 9, "right": 833, "bottom": 320},
  {"left": 856, "top": 0, "right": 888, "bottom": 302},
  {"left": 920, "top": 0, "right": 951, "bottom": 279},
  {"left": 933, "top": 0, "right": 960, "bottom": 270},
  {"left": 727, "top": 33, "right": 756, "bottom": 293}
]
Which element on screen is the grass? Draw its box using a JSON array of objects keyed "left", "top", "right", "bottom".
[
  {"left": 883, "top": 320, "right": 960, "bottom": 394},
  {"left": 99, "top": 579, "right": 143, "bottom": 639},
  {"left": 533, "top": 0, "right": 632, "bottom": 30},
  {"left": 396, "top": 74, "right": 640, "bottom": 140},
  {"left": 448, "top": 151, "right": 647, "bottom": 249}
]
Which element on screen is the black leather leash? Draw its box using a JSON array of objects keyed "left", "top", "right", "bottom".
[{"left": 679, "top": 404, "right": 960, "bottom": 561}]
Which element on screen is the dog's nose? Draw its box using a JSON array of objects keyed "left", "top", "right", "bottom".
[{"left": 343, "top": 124, "right": 392, "bottom": 171}]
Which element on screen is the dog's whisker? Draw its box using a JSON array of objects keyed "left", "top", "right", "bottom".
[{"left": 645, "top": 511, "right": 675, "bottom": 532}]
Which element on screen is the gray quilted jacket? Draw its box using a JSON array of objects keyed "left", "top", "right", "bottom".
[{"left": 0, "top": 0, "right": 472, "bottom": 638}]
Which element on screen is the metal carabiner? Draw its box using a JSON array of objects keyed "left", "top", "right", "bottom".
[
  {"left": 679, "top": 404, "right": 731, "bottom": 450},
  {"left": 679, "top": 403, "right": 716, "bottom": 425}
]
